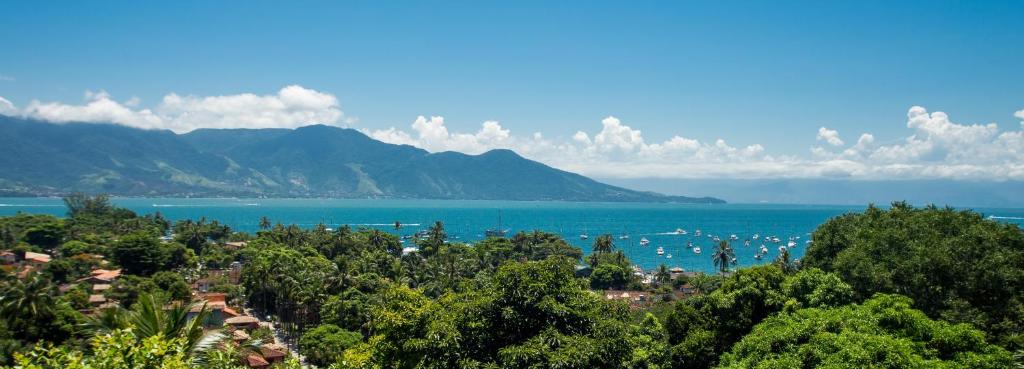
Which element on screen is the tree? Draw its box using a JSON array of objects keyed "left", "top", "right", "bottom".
[
  {"left": 0, "top": 272, "right": 80, "bottom": 347},
  {"left": 803, "top": 203, "right": 1024, "bottom": 348},
  {"left": 299, "top": 324, "right": 361, "bottom": 367},
  {"left": 773, "top": 248, "right": 796, "bottom": 274},
  {"left": 111, "top": 231, "right": 167, "bottom": 276},
  {"left": 152, "top": 271, "right": 192, "bottom": 302},
  {"left": 85, "top": 294, "right": 215, "bottom": 356},
  {"left": 592, "top": 234, "right": 615, "bottom": 254},
  {"left": 259, "top": 216, "right": 272, "bottom": 230},
  {"left": 711, "top": 240, "right": 735, "bottom": 274},
  {"left": 717, "top": 294, "right": 1014, "bottom": 368},
  {"left": 13, "top": 329, "right": 192, "bottom": 369},
  {"left": 655, "top": 264, "right": 672, "bottom": 286},
  {"left": 63, "top": 192, "right": 113, "bottom": 218}
]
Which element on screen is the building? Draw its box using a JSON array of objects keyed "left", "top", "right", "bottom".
[
  {"left": 89, "top": 294, "right": 108, "bottom": 307},
  {"left": 224, "top": 316, "right": 260, "bottom": 331},
  {"left": 81, "top": 269, "right": 122, "bottom": 284},
  {"left": 191, "top": 293, "right": 240, "bottom": 327},
  {"left": 0, "top": 251, "right": 15, "bottom": 264},
  {"left": 260, "top": 344, "right": 288, "bottom": 365},
  {"left": 24, "top": 251, "right": 52, "bottom": 264}
]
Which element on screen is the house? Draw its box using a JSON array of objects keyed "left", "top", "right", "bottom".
[
  {"left": 92, "top": 284, "right": 112, "bottom": 292},
  {"left": 0, "top": 251, "right": 15, "bottom": 264},
  {"left": 191, "top": 293, "right": 240, "bottom": 327},
  {"left": 89, "top": 294, "right": 108, "bottom": 306},
  {"left": 231, "top": 329, "right": 251, "bottom": 343},
  {"left": 224, "top": 316, "right": 260, "bottom": 331},
  {"left": 603, "top": 290, "right": 651, "bottom": 308},
  {"left": 224, "top": 241, "right": 247, "bottom": 250},
  {"left": 260, "top": 344, "right": 288, "bottom": 365},
  {"left": 24, "top": 251, "right": 51, "bottom": 264},
  {"left": 81, "top": 269, "right": 121, "bottom": 284},
  {"left": 245, "top": 353, "right": 270, "bottom": 369}
]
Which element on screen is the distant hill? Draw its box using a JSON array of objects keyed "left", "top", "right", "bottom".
[{"left": 0, "top": 116, "right": 723, "bottom": 203}]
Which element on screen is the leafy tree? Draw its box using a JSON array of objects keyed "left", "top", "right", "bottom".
[
  {"left": 0, "top": 273, "right": 81, "bottom": 355},
  {"left": 592, "top": 233, "right": 615, "bottom": 254},
  {"left": 12, "top": 329, "right": 192, "bottom": 369},
  {"left": 111, "top": 231, "right": 167, "bottom": 276},
  {"left": 717, "top": 294, "right": 1014, "bottom": 368},
  {"left": 780, "top": 268, "right": 854, "bottom": 310},
  {"left": 803, "top": 203, "right": 1024, "bottom": 348},
  {"left": 63, "top": 192, "right": 114, "bottom": 218},
  {"left": 259, "top": 216, "right": 271, "bottom": 230},
  {"left": 152, "top": 272, "right": 192, "bottom": 302},
  {"left": 299, "top": 324, "right": 362, "bottom": 367}
]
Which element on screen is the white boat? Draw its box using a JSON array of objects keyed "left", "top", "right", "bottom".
[
  {"left": 787, "top": 241, "right": 796, "bottom": 248},
  {"left": 754, "top": 253, "right": 763, "bottom": 260},
  {"left": 778, "top": 245, "right": 788, "bottom": 252},
  {"left": 666, "top": 253, "right": 673, "bottom": 259},
  {"left": 694, "top": 247, "right": 702, "bottom": 254},
  {"left": 729, "top": 234, "right": 739, "bottom": 241},
  {"left": 805, "top": 240, "right": 812, "bottom": 245},
  {"left": 620, "top": 234, "right": 630, "bottom": 240},
  {"left": 640, "top": 237, "right": 650, "bottom": 246},
  {"left": 695, "top": 229, "right": 702, "bottom": 237},
  {"left": 686, "top": 241, "right": 693, "bottom": 248},
  {"left": 752, "top": 233, "right": 760, "bottom": 240},
  {"left": 656, "top": 246, "right": 664, "bottom": 255},
  {"left": 760, "top": 245, "right": 769, "bottom": 254},
  {"left": 674, "top": 228, "right": 686, "bottom": 235},
  {"left": 579, "top": 234, "right": 589, "bottom": 240}
]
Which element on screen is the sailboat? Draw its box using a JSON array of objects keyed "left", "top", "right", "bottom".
[
  {"left": 656, "top": 246, "right": 664, "bottom": 256},
  {"left": 485, "top": 210, "right": 508, "bottom": 237},
  {"left": 693, "top": 246, "right": 702, "bottom": 255},
  {"left": 640, "top": 237, "right": 650, "bottom": 246}
]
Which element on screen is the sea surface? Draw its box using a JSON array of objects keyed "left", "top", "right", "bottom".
[{"left": 3, "top": 198, "right": 1023, "bottom": 273}]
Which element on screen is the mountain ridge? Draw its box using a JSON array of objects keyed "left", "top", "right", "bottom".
[{"left": 0, "top": 117, "right": 724, "bottom": 203}]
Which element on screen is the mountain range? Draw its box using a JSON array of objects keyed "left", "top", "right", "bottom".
[{"left": 0, "top": 116, "right": 722, "bottom": 203}]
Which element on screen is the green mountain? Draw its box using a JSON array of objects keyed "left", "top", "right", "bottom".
[{"left": 0, "top": 116, "right": 723, "bottom": 203}]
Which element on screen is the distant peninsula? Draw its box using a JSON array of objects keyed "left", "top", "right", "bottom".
[{"left": 0, "top": 116, "right": 724, "bottom": 203}]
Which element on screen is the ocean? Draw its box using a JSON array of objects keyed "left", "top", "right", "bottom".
[{"left": 3, "top": 197, "right": 1023, "bottom": 273}]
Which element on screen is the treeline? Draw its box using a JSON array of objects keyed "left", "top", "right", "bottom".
[{"left": 0, "top": 197, "right": 1022, "bottom": 368}]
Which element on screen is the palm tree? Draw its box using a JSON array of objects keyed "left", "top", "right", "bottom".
[
  {"left": 711, "top": 240, "right": 736, "bottom": 274},
  {"left": 84, "top": 294, "right": 217, "bottom": 355},
  {"left": 368, "top": 229, "right": 387, "bottom": 248},
  {"left": 592, "top": 234, "right": 615, "bottom": 254},
  {"left": 774, "top": 249, "right": 796, "bottom": 274},
  {"left": 655, "top": 264, "right": 672, "bottom": 285},
  {"left": 259, "top": 216, "right": 272, "bottom": 230},
  {"left": 394, "top": 221, "right": 402, "bottom": 230}
]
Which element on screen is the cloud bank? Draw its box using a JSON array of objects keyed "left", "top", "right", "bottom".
[
  {"left": 367, "top": 107, "right": 1024, "bottom": 181},
  {"left": 1, "top": 88, "right": 1022, "bottom": 181},
  {"left": 3, "top": 85, "right": 344, "bottom": 133}
]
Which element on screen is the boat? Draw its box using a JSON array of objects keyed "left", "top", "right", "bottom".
[
  {"left": 693, "top": 247, "right": 702, "bottom": 254},
  {"left": 674, "top": 228, "right": 687, "bottom": 235},
  {"left": 743, "top": 240, "right": 751, "bottom": 247},
  {"left": 787, "top": 241, "right": 796, "bottom": 248},
  {"left": 760, "top": 245, "right": 768, "bottom": 254},
  {"left": 485, "top": 211, "right": 508, "bottom": 238},
  {"left": 695, "top": 229, "right": 702, "bottom": 237},
  {"left": 666, "top": 253, "right": 672, "bottom": 259},
  {"left": 778, "top": 245, "right": 788, "bottom": 252},
  {"left": 752, "top": 233, "right": 760, "bottom": 240},
  {"left": 686, "top": 241, "right": 693, "bottom": 248},
  {"left": 656, "top": 246, "right": 664, "bottom": 255},
  {"left": 640, "top": 237, "right": 650, "bottom": 246},
  {"left": 619, "top": 234, "right": 630, "bottom": 240},
  {"left": 579, "top": 234, "right": 589, "bottom": 240},
  {"left": 729, "top": 234, "right": 739, "bottom": 241},
  {"left": 754, "top": 253, "right": 763, "bottom": 260}
]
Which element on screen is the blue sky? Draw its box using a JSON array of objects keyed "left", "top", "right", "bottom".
[{"left": 1, "top": 1, "right": 1022, "bottom": 181}]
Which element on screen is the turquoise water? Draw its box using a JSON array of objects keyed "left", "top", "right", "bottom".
[{"left": 2, "top": 198, "right": 1023, "bottom": 273}]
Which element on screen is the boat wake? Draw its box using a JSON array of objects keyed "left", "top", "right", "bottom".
[
  {"left": 989, "top": 215, "right": 1024, "bottom": 220},
  {"left": 0, "top": 204, "right": 63, "bottom": 207}
]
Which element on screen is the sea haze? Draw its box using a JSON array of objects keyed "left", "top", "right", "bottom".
[
  {"left": 600, "top": 178, "right": 1024, "bottom": 208},
  {"left": 2, "top": 197, "right": 1022, "bottom": 273}
]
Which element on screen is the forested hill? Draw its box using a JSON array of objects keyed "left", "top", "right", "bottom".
[{"left": 0, "top": 116, "right": 723, "bottom": 203}]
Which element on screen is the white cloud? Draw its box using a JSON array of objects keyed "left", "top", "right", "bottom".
[
  {"left": 0, "top": 74, "right": 14, "bottom": 82},
  {"left": 367, "top": 107, "right": 1024, "bottom": 181},
  {"left": 3, "top": 87, "right": 1022, "bottom": 181},
  {"left": 6, "top": 85, "right": 344, "bottom": 133},
  {"left": 816, "top": 127, "right": 844, "bottom": 146}
]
